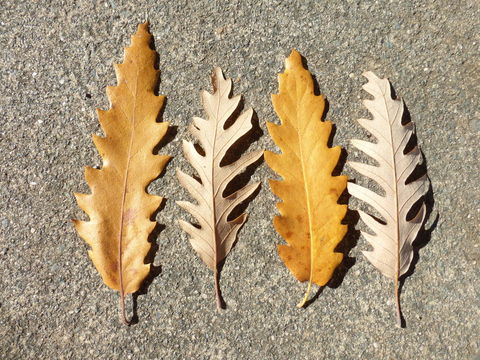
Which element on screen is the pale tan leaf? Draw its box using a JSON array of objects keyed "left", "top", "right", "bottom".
[
  {"left": 348, "top": 71, "right": 428, "bottom": 326},
  {"left": 177, "top": 67, "right": 262, "bottom": 309}
]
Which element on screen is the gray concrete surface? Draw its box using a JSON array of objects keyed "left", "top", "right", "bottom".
[{"left": 0, "top": 0, "right": 479, "bottom": 359}]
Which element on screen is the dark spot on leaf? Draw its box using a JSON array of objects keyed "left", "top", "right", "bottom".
[
  {"left": 123, "top": 209, "right": 137, "bottom": 225},
  {"left": 110, "top": 260, "right": 119, "bottom": 278},
  {"left": 329, "top": 188, "right": 338, "bottom": 197}
]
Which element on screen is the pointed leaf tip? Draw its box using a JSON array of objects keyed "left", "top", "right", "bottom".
[
  {"left": 137, "top": 22, "right": 150, "bottom": 33},
  {"left": 286, "top": 49, "right": 302, "bottom": 69}
]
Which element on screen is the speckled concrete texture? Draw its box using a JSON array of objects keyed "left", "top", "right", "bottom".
[{"left": 0, "top": 0, "right": 478, "bottom": 359}]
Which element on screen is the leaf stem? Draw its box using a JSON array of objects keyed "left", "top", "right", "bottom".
[
  {"left": 214, "top": 268, "right": 223, "bottom": 310},
  {"left": 119, "top": 291, "right": 131, "bottom": 325},
  {"left": 394, "top": 279, "right": 402, "bottom": 327},
  {"left": 297, "top": 280, "right": 312, "bottom": 308}
]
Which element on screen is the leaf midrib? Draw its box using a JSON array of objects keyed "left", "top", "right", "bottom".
[
  {"left": 117, "top": 65, "right": 140, "bottom": 295},
  {"left": 295, "top": 96, "right": 316, "bottom": 294},
  {"left": 210, "top": 82, "right": 229, "bottom": 268},
  {"left": 381, "top": 86, "right": 400, "bottom": 283}
]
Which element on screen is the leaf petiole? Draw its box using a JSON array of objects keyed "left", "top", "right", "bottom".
[
  {"left": 119, "top": 291, "right": 131, "bottom": 325},
  {"left": 297, "top": 280, "right": 313, "bottom": 308}
]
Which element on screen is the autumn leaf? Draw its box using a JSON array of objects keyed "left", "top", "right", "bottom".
[
  {"left": 347, "top": 71, "right": 428, "bottom": 326},
  {"left": 265, "top": 50, "right": 347, "bottom": 307},
  {"left": 177, "top": 67, "right": 262, "bottom": 309},
  {"left": 73, "top": 23, "right": 170, "bottom": 324}
]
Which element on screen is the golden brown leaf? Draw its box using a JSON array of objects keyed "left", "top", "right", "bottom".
[
  {"left": 265, "top": 50, "right": 347, "bottom": 307},
  {"left": 73, "top": 23, "right": 170, "bottom": 324}
]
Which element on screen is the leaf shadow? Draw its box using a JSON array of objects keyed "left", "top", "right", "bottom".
[
  {"left": 222, "top": 109, "right": 264, "bottom": 199},
  {"left": 148, "top": 22, "right": 163, "bottom": 98},
  {"left": 329, "top": 144, "right": 360, "bottom": 290},
  {"left": 130, "top": 184, "right": 171, "bottom": 325},
  {"left": 297, "top": 54, "right": 359, "bottom": 307},
  {"left": 329, "top": 195, "right": 360, "bottom": 288},
  {"left": 302, "top": 287, "right": 326, "bottom": 308},
  {"left": 215, "top": 258, "right": 228, "bottom": 309},
  {"left": 130, "top": 218, "right": 165, "bottom": 325},
  {"left": 214, "top": 171, "right": 263, "bottom": 309},
  {"left": 303, "top": 149, "right": 360, "bottom": 309},
  {"left": 299, "top": 54, "right": 321, "bottom": 98},
  {"left": 153, "top": 123, "right": 178, "bottom": 155},
  {"left": 396, "top": 105, "right": 438, "bottom": 328},
  {"left": 218, "top": 103, "right": 264, "bottom": 309}
]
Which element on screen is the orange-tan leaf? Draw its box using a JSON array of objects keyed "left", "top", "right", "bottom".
[
  {"left": 73, "top": 23, "right": 170, "bottom": 324},
  {"left": 265, "top": 50, "right": 347, "bottom": 307}
]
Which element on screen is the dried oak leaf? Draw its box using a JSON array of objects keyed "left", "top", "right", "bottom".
[
  {"left": 348, "top": 71, "right": 428, "bottom": 326},
  {"left": 177, "top": 67, "right": 262, "bottom": 309},
  {"left": 73, "top": 23, "right": 170, "bottom": 324},
  {"left": 265, "top": 50, "right": 347, "bottom": 307}
]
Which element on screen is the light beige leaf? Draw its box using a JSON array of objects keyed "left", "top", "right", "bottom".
[
  {"left": 348, "top": 71, "right": 428, "bottom": 326},
  {"left": 177, "top": 67, "right": 262, "bottom": 309}
]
